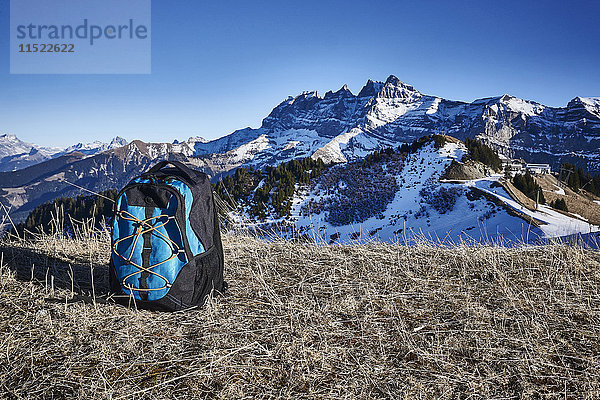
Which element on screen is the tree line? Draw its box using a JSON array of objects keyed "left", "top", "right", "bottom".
[
  {"left": 10, "top": 157, "right": 329, "bottom": 236},
  {"left": 12, "top": 189, "right": 118, "bottom": 236},
  {"left": 513, "top": 171, "right": 545, "bottom": 204},
  {"left": 215, "top": 157, "right": 328, "bottom": 220},
  {"left": 560, "top": 162, "right": 600, "bottom": 197},
  {"left": 397, "top": 134, "right": 448, "bottom": 154},
  {"left": 464, "top": 138, "right": 502, "bottom": 171}
]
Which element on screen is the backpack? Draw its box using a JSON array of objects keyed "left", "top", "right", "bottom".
[{"left": 109, "top": 161, "right": 225, "bottom": 311}]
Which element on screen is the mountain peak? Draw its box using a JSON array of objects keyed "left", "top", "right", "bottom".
[
  {"left": 324, "top": 84, "right": 353, "bottom": 100},
  {"left": 109, "top": 136, "right": 128, "bottom": 147},
  {"left": 568, "top": 96, "right": 600, "bottom": 119},
  {"left": 384, "top": 75, "right": 417, "bottom": 90},
  {"left": 358, "top": 79, "right": 384, "bottom": 97},
  {"left": 570, "top": 96, "right": 600, "bottom": 106},
  {"left": 384, "top": 75, "right": 401, "bottom": 85},
  {"left": 357, "top": 76, "right": 421, "bottom": 100},
  {"left": 379, "top": 76, "right": 421, "bottom": 100},
  {"left": 336, "top": 83, "right": 352, "bottom": 93},
  {"left": 337, "top": 84, "right": 353, "bottom": 96},
  {"left": 186, "top": 136, "right": 208, "bottom": 143},
  {"left": 63, "top": 136, "right": 127, "bottom": 156}
]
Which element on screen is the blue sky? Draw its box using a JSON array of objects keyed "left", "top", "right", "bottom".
[{"left": 1, "top": 0, "right": 599, "bottom": 147}]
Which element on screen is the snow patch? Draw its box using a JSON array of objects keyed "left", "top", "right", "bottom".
[
  {"left": 553, "top": 185, "right": 565, "bottom": 195},
  {"left": 226, "top": 134, "right": 271, "bottom": 164},
  {"left": 503, "top": 97, "right": 545, "bottom": 116},
  {"left": 311, "top": 128, "right": 362, "bottom": 163},
  {"left": 282, "top": 141, "right": 300, "bottom": 151}
]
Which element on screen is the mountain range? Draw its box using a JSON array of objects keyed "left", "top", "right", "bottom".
[
  {"left": 0, "top": 134, "right": 128, "bottom": 172},
  {"left": 1, "top": 75, "right": 599, "bottom": 224},
  {"left": 189, "top": 75, "right": 600, "bottom": 171}
]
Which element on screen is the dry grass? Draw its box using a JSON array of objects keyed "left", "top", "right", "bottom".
[
  {"left": 501, "top": 179, "right": 538, "bottom": 211},
  {"left": 1, "top": 232, "right": 600, "bottom": 399}
]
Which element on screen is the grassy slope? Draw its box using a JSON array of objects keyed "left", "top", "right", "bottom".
[
  {"left": 535, "top": 174, "right": 600, "bottom": 226},
  {"left": 0, "top": 234, "right": 599, "bottom": 399}
]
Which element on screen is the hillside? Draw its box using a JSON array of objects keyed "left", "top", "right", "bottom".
[
  {"left": 0, "top": 233, "right": 599, "bottom": 398},
  {"left": 9, "top": 135, "right": 598, "bottom": 244},
  {"left": 0, "top": 141, "right": 211, "bottom": 223},
  {"left": 535, "top": 174, "right": 600, "bottom": 226},
  {"left": 230, "top": 137, "right": 599, "bottom": 244}
]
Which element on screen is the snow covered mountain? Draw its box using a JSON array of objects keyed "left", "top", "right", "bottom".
[
  {"left": 240, "top": 137, "right": 599, "bottom": 244},
  {"left": 0, "top": 134, "right": 63, "bottom": 172},
  {"left": 62, "top": 136, "right": 128, "bottom": 156},
  {"left": 189, "top": 76, "right": 600, "bottom": 172},
  {"left": 2, "top": 75, "right": 600, "bottom": 229},
  {"left": 0, "top": 135, "right": 129, "bottom": 172},
  {"left": 0, "top": 139, "right": 200, "bottom": 222},
  {"left": 3, "top": 76, "right": 599, "bottom": 175}
]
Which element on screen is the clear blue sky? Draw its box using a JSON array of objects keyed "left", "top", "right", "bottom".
[{"left": 1, "top": 0, "right": 599, "bottom": 147}]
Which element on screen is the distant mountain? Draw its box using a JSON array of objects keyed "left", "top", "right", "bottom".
[
  {"left": 0, "top": 134, "right": 129, "bottom": 172},
  {"left": 62, "top": 136, "right": 128, "bottom": 156},
  {"left": 0, "top": 134, "right": 63, "bottom": 172},
  {"left": 0, "top": 140, "right": 213, "bottom": 223},
  {"left": 3, "top": 76, "right": 600, "bottom": 176}
]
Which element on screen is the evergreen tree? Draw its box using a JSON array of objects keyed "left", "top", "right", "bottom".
[
  {"left": 214, "top": 157, "right": 329, "bottom": 220},
  {"left": 13, "top": 189, "right": 117, "bottom": 237},
  {"left": 550, "top": 198, "right": 568, "bottom": 211},
  {"left": 464, "top": 138, "right": 501, "bottom": 171},
  {"left": 513, "top": 171, "right": 545, "bottom": 204},
  {"left": 559, "top": 162, "right": 600, "bottom": 197}
]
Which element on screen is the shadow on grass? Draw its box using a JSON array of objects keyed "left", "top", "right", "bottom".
[{"left": 0, "top": 244, "right": 110, "bottom": 304}]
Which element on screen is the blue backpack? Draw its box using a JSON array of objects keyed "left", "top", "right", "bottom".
[{"left": 109, "top": 161, "right": 225, "bottom": 311}]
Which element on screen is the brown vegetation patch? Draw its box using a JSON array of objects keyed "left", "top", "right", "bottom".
[
  {"left": 441, "top": 160, "right": 493, "bottom": 181},
  {"left": 535, "top": 174, "right": 600, "bottom": 226},
  {"left": 0, "top": 233, "right": 599, "bottom": 398}
]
